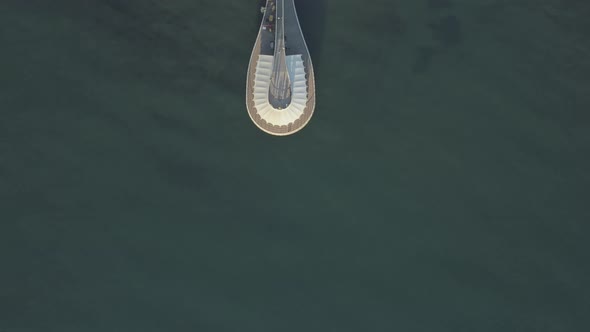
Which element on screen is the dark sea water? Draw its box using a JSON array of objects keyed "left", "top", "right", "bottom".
[{"left": 1, "top": 0, "right": 589, "bottom": 330}]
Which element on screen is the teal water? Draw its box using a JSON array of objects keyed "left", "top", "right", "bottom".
[{"left": 1, "top": 0, "right": 589, "bottom": 330}]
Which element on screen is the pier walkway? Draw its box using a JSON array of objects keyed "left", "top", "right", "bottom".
[{"left": 246, "top": 0, "right": 316, "bottom": 136}]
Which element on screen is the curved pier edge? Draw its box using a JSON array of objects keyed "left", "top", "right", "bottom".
[{"left": 245, "top": 0, "right": 316, "bottom": 136}]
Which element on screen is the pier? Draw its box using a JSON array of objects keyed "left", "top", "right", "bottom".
[{"left": 246, "top": 0, "right": 316, "bottom": 136}]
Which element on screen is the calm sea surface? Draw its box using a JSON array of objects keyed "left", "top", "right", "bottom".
[{"left": 1, "top": 0, "right": 589, "bottom": 330}]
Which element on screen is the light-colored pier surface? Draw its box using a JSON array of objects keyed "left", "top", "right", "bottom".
[{"left": 246, "top": 0, "right": 316, "bottom": 136}]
